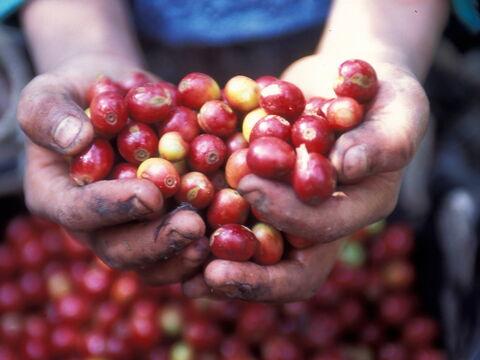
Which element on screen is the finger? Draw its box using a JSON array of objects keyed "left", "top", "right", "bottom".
[
  {"left": 182, "top": 273, "right": 230, "bottom": 299},
  {"left": 140, "top": 237, "right": 210, "bottom": 286},
  {"left": 238, "top": 173, "right": 401, "bottom": 242},
  {"left": 18, "top": 73, "right": 95, "bottom": 155},
  {"left": 329, "top": 66, "right": 429, "bottom": 182},
  {"left": 182, "top": 274, "right": 211, "bottom": 298},
  {"left": 197, "top": 239, "right": 343, "bottom": 302},
  {"left": 25, "top": 144, "right": 164, "bottom": 231},
  {"left": 88, "top": 210, "right": 206, "bottom": 270}
]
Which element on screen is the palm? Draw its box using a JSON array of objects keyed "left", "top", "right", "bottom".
[{"left": 184, "top": 55, "right": 430, "bottom": 302}]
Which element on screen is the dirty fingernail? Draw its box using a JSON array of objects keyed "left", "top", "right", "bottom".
[
  {"left": 342, "top": 144, "right": 369, "bottom": 180},
  {"left": 131, "top": 196, "right": 155, "bottom": 215},
  {"left": 242, "top": 190, "right": 266, "bottom": 209},
  {"left": 53, "top": 116, "right": 82, "bottom": 148}
]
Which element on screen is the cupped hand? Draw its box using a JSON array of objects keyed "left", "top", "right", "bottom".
[
  {"left": 18, "top": 55, "right": 208, "bottom": 285},
  {"left": 183, "top": 55, "right": 429, "bottom": 302}
]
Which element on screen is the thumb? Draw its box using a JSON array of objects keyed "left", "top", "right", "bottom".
[
  {"left": 330, "top": 69, "right": 429, "bottom": 182},
  {"left": 17, "top": 73, "right": 94, "bottom": 155}
]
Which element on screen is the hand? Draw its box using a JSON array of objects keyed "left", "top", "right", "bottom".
[
  {"left": 183, "top": 55, "right": 429, "bottom": 302},
  {"left": 18, "top": 55, "right": 208, "bottom": 285}
]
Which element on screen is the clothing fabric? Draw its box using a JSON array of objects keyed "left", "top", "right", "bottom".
[
  {"left": 452, "top": 0, "right": 480, "bottom": 32},
  {"left": 133, "top": 0, "right": 331, "bottom": 45},
  {"left": 2, "top": 1, "right": 480, "bottom": 39},
  {"left": 0, "top": 0, "right": 23, "bottom": 21}
]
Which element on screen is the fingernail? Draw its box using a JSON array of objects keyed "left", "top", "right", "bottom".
[
  {"left": 343, "top": 145, "right": 369, "bottom": 180},
  {"left": 53, "top": 116, "right": 82, "bottom": 148},
  {"left": 131, "top": 196, "right": 155, "bottom": 215},
  {"left": 184, "top": 239, "right": 209, "bottom": 263},
  {"left": 242, "top": 190, "right": 266, "bottom": 210}
]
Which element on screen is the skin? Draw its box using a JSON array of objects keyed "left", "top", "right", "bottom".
[
  {"left": 19, "top": 0, "right": 209, "bottom": 285},
  {"left": 183, "top": 0, "right": 449, "bottom": 302},
  {"left": 19, "top": 0, "right": 449, "bottom": 300}
]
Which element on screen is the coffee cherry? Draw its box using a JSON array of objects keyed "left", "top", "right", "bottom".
[
  {"left": 242, "top": 108, "right": 267, "bottom": 142},
  {"left": 70, "top": 139, "right": 114, "bottom": 185},
  {"left": 225, "top": 149, "right": 251, "bottom": 189},
  {"left": 259, "top": 80, "right": 305, "bottom": 120},
  {"left": 378, "top": 343, "right": 408, "bottom": 360},
  {"left": 126, "top": 82, "right": 176, "bottom": 123},
  {"left": 380, "top": 293, "right": 416, "bottom": 326},
  {"left": 120, "top": 71, "right": 151, "bottom": 91},
  {"left": 224, "top": 75, "right": 260, "bottom": 112},
  {"left": 80, "top": 265, "right": 112, "bottom": 299},
  {"left": 198, "top": 100, "right": 238, "bottom": 138},
  {"left": 256, "top": 76, "right": 277, "bottom": 90},
  {"left": 292, "top": 145, "right": 336, "bottom": 203},
  {"left": 237, "top": 303, "right": 277, "bottom": 343},
  {"left": 334, "top": 59, "right": 378, "bottom": 103},
  {"left": 285, "top": 233, "right": 316, "bottom": 249},
  {"left": 207, "top": 189, "right": 250, "bottom": 229},
  {"left": 0, "top": 245, "right": 17, "bottom": 279},
  {"left": 117, "top": 122, "right": 158, "bottom": 164},
  {"left": 188, "top": 134, "right": 227, "bottom": 174},
  {"left": 111, "top": 163, "right": 137, "bottom": 180},
  {"left": 402, "top": 316, "right": 439, "bottom": 348},
  {"left": 291, "top": 115, "right": 334, "bottom": 154},
  {"left": 129, "top": 313, "right": 161, "bottom": 350},
  {"left": 90, "top": 92, "right": 128, "bottom": 136},
  {"left": 247, "top": 137, "right": 295, "bottom": 180},
  {"left": 110, "top": 273, "right": 140, "bottom": 306},
  {"left": 210, "top": 224, "right": 257, "bottom": 261},
  {"left": 262, "top": 336, "right": 303, "bottom": 360},
  {"left": 21, "top": 337, "right": 51, "bottom": 360},
  {"left": 175, "top": 172, "right": 215, "bottom": 209},
  {"left": 0, "top": 282, "right": 24, "bottom": 312},
  {"left": 381, "top": 260, "right": 415, "bottom": 290},
  {"left": 178, "top": 73, "right": 221, "bottom": 110},
  {"left": 87, "top": 75, "right": 124, "bottom": 103},
  {"left": 250, "top": 115, "right": 291, "bottom": 143},
  {"left": 326, "top": 97, "right": 364, "bottom": 131},
  {"left": 304, "top": 96, "right": 331, "bottom": 117},
  {"left": 19, "top": 271, "right": 47, "bottom": 305},
  {"left": 225, "top": 132, "right": 248, "bottom": 156},
  {"left": 55, "top": 293, "right": 91, "bottom": 325},
  {"left": 158, "top": 81, "right": 180, "bottom": 105},
  {"left": 252, "top": 223, "right": 284, "bottom": 265},
  {"left": 158, "top": 131, "right": 189, "bottom": 162},
  {"left": 159, "top": 106, "right": 200, "bottom": 142},
  {"left": 137, "top": 158, "right": 180, "bottom": 198}
]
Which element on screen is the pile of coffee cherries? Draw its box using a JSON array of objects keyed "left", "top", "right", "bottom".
[
  {"left": 0, "top": 215, "right": 445, "bottom": 359},
  {"left": 70, "top": 60, "right": 378, "bottom": 264}
]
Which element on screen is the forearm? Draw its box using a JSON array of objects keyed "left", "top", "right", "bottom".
[
  {"left": 319, "top": 0, "right": 450, "bottom": 80},
  {"left": 21, "top": 0, "right": 143, "bottom": 73}
]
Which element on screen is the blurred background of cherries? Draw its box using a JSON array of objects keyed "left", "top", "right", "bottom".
[{"left": 0, "top": 210, "right": 445, "bottom": 360}]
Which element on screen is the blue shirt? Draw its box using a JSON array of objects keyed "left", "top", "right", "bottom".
[
  {"left": 1, "top": 0, "right": 480, "bottom": 44},
  {"left": 133, "top": 0, "right": 331, "bottom": 45}
]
